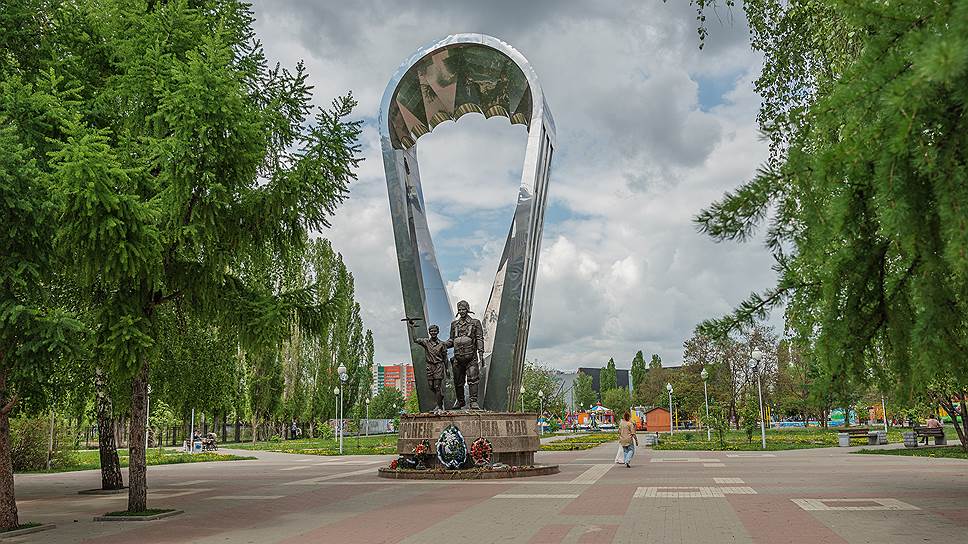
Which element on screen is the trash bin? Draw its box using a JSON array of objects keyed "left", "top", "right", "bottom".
[
  {"left": 838, "top": 432, "right": 850, "bottom": 447},
  {"left": 877, "top": 430, "right": 888, "bottom": 445},
  {"left": 903, "top": 431, "right": 918, "bottom": 448}
]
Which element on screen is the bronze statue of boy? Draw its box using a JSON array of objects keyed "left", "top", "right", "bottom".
[{"left": 412, "top": 324, "right": 449, "bottom": 413}]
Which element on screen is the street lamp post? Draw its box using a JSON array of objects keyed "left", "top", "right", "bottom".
[
  {"left": 337, "top": 364, "right": 348, "bottom": 455},
  {"left": 881, "top": 396, "right": 888, "bottom": 433},
  {"left": 538, "top": 389, "right": 545, "bottom": 434},
  {"left": 666, "top": 383, "right": 674, "bottom": 434},
  {"left": 520, "top": 384, "right": 526, "bottom": 413},
  {"left": 701, "top": 368, "right": 710, "bottom": 441},
  {"left": 365, "top": 397, "right": 371, "bottom": 439},
  {"left": 751, "top": 349, "right": 766, "bottom": 450}
]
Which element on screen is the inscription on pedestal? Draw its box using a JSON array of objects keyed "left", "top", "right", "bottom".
[{"left": 397, "top": 412, "right": 539, "bottom": 455}]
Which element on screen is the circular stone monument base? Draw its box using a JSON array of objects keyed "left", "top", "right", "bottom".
[{"left": 378, "top": 464, "right": 559, "bottom": 480}]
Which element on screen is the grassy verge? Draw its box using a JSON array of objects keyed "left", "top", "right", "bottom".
[
  {"left": 229, "top": 435, "right": 398, "bottom": 456},
  {"left": 652, "top": 427, "right": 907, "bottom": 451},
  {"left": 21, "top": 449, "right": 255, "bottom": 473},
  {"left": 1, "top": 523, "right": 40, "bottom": 532},
  {"left": 852, "top": 446, "right": 968, "bottom": 460},
  {"left": 540, "top": 433, "right": 617, "bottom": 451}
]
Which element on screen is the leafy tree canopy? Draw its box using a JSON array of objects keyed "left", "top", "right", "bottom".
[{"left": 692, "top": 0, "right": 968, "bottom": 446}]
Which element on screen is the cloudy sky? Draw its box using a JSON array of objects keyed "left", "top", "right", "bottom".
[{"left": 250, "top": 0, "right": 779, "bottom": 371}]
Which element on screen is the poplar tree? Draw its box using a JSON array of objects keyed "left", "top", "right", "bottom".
[
  {"left": 600, "top": 358, "right": 618, "bottom": 394},
  {"left": 693, "top": 1, "right": 968, "bottom": 448},
  {"left": 630, "top": 351, "right": 647, "bottom": 394}
]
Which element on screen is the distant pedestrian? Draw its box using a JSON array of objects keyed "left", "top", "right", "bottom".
[{"left": 618, "top": 410, "right": 638, "bottom": 468}]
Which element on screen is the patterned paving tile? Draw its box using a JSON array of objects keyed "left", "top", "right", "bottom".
[{"left": 791, "top": 498, "right": 920, "bottom": 511}]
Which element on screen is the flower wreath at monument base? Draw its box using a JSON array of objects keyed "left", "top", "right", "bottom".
[
  {"left": 436, "top": 424, "right": 468, "bottom": 469},
  {"left": 470, "top": 437, "right": 492, "bottom": 466}
]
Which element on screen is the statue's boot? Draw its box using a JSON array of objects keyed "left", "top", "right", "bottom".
[{"left": 468, "top": 383, "right": 480, "bottom": 410}]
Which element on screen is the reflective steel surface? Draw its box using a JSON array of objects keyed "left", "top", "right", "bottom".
[{"left": 380, "top": 34, "right": 555, "bottom": 412}]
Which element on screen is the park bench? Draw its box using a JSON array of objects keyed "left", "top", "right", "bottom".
[
  {"left": 832, "top": 427, "right": 870, "bottom": 446},
  {"left": 914, "top": 426, "right": 946, "bottom": 446}
]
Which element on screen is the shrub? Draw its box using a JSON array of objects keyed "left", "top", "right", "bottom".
[
  {"left": 740, "top": 396, "right": 759, "bottom": 444},
  {"left": 316, "top": 424, "right": 335, "bottom": 440},
  {"left": 11, "top": 416, "right": 78, "bottom": 471}
]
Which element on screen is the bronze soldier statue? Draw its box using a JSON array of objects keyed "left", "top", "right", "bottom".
[
  {"left": 449, "top": 300, "right": 485, "bottom": 410},
  {"left": 411, "top": 324, "right": 449, "bottom": 413}
]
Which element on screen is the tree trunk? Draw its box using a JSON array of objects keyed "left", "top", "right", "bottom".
[
  {"left": 0, "top": 392, "right": 19, "bottom": 531},
  {"left": 251, "top": 415, "right": 258, "bottom": 443},
  {"left": 127, "top": 360, "right": 149, "bottom": 512},
  {"left": 940, "top": 394, "right": 967, "bottom": 452},
  {"left": 220, "top": 414, "right": 227, "bottom": 443},
  {"left": 234, "top": 418, "right": 240, "bottom": 443},
  {"left": 95, "top": 374, "right": 124, "bottom": 490}
]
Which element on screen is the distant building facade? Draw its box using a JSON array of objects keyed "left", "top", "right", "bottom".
[{"left": 372, "top": 363, "right": 415, "bottom": 398}]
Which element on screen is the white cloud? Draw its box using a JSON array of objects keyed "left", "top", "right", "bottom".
[{"left": 251, "top": 0, "right": 780, "bottom": 370}]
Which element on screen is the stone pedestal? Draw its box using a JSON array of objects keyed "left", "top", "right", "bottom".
[{"left": 397, "top": 411, "right": 540, "bottom": 467}]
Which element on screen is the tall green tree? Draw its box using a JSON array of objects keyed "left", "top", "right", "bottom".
[
  {"left": 369, "top": 388, "right": 404, "bottom": 420},
  {"left": 692, "top": 0, "right": 968, "bottom": 449},
  {"left": 522, "top": 362, "right": 565, "bottom": 415},
  {"left": 630, "top": 351, "right": 647, "bottom": 394},
  {"left": 12, "top": 1, "right": 364, "bottom": 514},
  {"left": 600, "top": 358, "right": 617, "bottom": 394},
  {"left": 602, "top": 387, "right": 632, "bottom": 416},
  {"left": 573, "top": 371, "right": 597, "bottom": 410},
  {"left": 0, "top": 121, "right": 83, "bottom": 529}
]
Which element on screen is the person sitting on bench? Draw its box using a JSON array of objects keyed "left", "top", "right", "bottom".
[{"left": 922, "top": 415, "right": 942, "bottom": 444}]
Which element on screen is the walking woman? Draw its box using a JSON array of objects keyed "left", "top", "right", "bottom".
[{"left": 618, "top": 410, "right": 638, "bottom": 467}]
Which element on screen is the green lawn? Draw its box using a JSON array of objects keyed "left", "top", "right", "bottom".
[
  {"left": 229, "top": 435, "right": 398, "bottom": 455},
  {"left": 540, "top": 433, "right": 618, "bottom": 451},
  {"left": 20, "top": 449, "right": 255, "bottom": 473},
  {"left": 853, "top": 446, "right": 968, "bottom": 460},
  {"left": 651, "top": 427, "right": 907, "bottom": 451}
]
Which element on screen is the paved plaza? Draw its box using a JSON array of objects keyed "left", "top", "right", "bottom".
[{"left": 10, "top": 443, "right": 968, "bottom": 543}]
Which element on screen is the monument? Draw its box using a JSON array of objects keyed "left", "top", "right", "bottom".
[
  {"left": 379, "top": 34, "right": 557, "bottom": 478},
  {"left": 380, "top": 33, "right": 555, "bottom": 413}
]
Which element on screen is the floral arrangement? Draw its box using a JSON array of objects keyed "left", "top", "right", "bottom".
[
  {"left": 412, "top": 440, "right": 431, "bottom": 469},
  {"left": 389, "top": 459, "right": 398, "bottom": 470},
  {"left": 436, "top": 424, "right": 468, "bottom": 469},
  {"left": 470, "top": 437, "right": 493, "bottom": 466}
]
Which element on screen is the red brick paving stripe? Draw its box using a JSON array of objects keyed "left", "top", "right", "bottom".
[
  {"left": 561, "top": 485, "right": 636, "bottom": 516},
  {"left": 934, "top": 509, "right": 968, "bottom": 527},
  {"left": 727, "top": 495, "right": 848, "bottom": 544},
  {"left": 527, "top": 524, "right": 575, "bottom": 543},
  {"left": 577, "top": 524, "right": 617, "bottom": 544},
  {"left": 81, "top": 484, "right": 378, "bottom": 544},
  {"left": 276, "top": 483, "right": 510, "bottom": 544}
]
